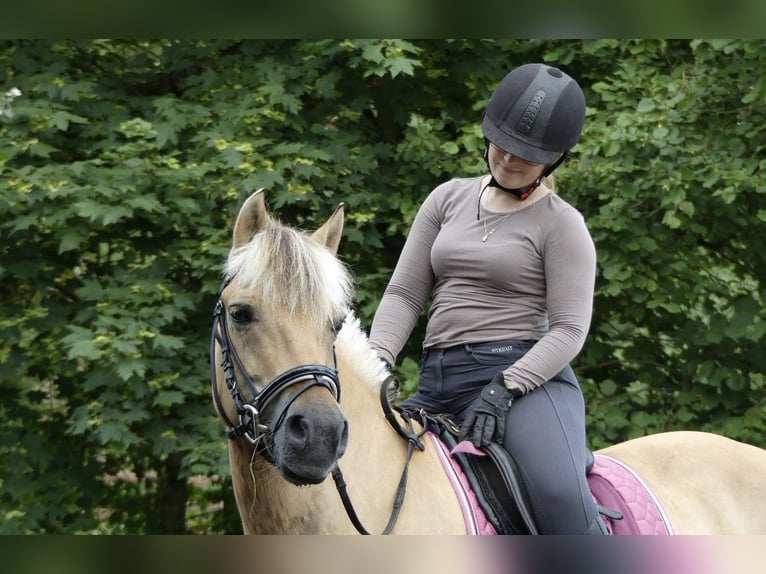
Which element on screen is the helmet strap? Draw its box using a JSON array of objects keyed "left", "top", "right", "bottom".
[
  {"left": 542, "top": 151, "right": 569, "bottom": 177},
  {"left": 486, "top": 174, "right": 541, "bottom": 200},
  {"left": 475, "top": 176, "right": 542, "bottom": 220}
]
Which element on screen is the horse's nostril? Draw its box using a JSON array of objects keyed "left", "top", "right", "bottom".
[{"left": 286, "top": 414, "right": 310, "bottom": 448}]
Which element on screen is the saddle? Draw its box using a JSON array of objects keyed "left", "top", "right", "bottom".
[
  {"left": 424, "top": 412, "right": 624, "bottom": 535},
  {"left": 379, "top": 377, "right": 668, "bottom": 535}
]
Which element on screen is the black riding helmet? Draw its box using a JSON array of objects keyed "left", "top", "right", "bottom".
[{"left": 482, "top": 63, "right": 586, "bottom": 199}]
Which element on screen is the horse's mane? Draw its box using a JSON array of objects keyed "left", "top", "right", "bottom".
[
  {"left": 335, "top": 315, "right": 391, "bottom": 393},
  {"left": 224, "top": 218, "right": 353, "bottom": 327}
]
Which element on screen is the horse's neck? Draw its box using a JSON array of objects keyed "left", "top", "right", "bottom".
[
  {"left": 333, "top": 319, "right": 396, "bottom": 449},
  {"left": 229, "top": 322, "right": 449, "bottom": 534},
  {"left": 334, "top": 324, "right": 401, "bottom": 458},
  {"left": 333, "top": 344, "right": 466, "bottom": 534},
  {"left": 326, "top": 341, "right": 434, "bottom": 530},
  {"left": 228, "top": 439, "right": 342, "bottom": 534},
  {"left": 227, "top": 440, "right": 262, "bottom": 534}
]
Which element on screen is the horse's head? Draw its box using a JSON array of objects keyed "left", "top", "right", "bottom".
[{"left": 211, "top": 190, "right": 351, "bottom": 485}]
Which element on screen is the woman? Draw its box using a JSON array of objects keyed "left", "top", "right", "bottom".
[{"left": 369, "top": 63, "right": 605, "bottom": 534}]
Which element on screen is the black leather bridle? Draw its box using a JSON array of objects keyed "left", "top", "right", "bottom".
[
  {"left": 209, "top": 275, "right": 341, "bottom": 452},
  {"left": 210, "top": 274, "right": 425, "bottom": 534}
]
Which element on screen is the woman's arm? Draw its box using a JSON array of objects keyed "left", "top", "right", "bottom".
[
  {"left": 369, "top": 190, "right": 443, "bottom": 366},
  {"left": 502, "top": 207, "right": 597, "bottom": 393}
]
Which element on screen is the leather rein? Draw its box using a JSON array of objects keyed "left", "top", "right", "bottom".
[
  {"left": 331, "top": 374, "right": 427, "bottom": 534},
  {"left": 210, "top": 275, "right": 424, "bottom": 534}
]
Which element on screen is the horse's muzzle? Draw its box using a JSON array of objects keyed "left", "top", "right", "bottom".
[{"left": 273, "top": 401, "right": 349, "bottom": 485}]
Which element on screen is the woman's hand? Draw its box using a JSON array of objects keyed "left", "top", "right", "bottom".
[{"left": 459, "top": 372, "right": 520, "bottom": 448}]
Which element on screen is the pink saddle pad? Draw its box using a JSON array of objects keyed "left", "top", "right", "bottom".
[
  {"left": 588, "top": 453, "right": 673, "bottom": 535},
  {"left": 430, "top": 434, "right": 673, "bottom": 535}
]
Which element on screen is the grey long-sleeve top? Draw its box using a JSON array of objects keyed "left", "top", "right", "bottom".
[{"left": 369, "top": 176, "right": 597, "bottom": 394}]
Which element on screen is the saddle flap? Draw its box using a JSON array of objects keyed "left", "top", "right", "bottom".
[{"left": 428, "top": 414, "right": 538, "bottom": 535}]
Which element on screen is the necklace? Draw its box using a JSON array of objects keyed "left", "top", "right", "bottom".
[{"left": 481, "top": 212, "right": 511, "bottom": 242}]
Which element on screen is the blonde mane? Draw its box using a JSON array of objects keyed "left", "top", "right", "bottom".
[
  {"left": 224, "top": 218, "right": 353, "bottom": 327},
  {"left": 335, "top": 315, "right": 391, "bottom": 393}
]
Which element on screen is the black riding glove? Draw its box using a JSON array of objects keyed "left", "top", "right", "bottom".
[{"left": 460, "top": 372, "right": 520, "bottom": 449}]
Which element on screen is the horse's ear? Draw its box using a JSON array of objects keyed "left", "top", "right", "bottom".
[
  {"left": 312, "top": 202, "right": 344, "bottom": 254},
  {"left": 232, "top": 189, "right": 267, "bottom": 248}
]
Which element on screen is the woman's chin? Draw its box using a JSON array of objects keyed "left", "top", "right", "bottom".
[{"left": 495, "top": 175, "right": 531, "bottom": 189}]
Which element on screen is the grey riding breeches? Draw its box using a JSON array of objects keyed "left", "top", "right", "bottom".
[{"left": 399, "top": 339, "right": 599, "bottom": 534}]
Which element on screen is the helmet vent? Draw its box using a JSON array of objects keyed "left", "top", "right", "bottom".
[
  {"left": 546, "top": 67, "right": 563, "bottom": 78},
  {"left": 514, "top": 90, "right": 546, "bottom": 136}
]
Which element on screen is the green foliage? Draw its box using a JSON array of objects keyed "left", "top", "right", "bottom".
[
  {"left": 558, "top": 39, "right": 766, "bottom": 447},
  {"left": 1, "top": 39, "right": 764, "bottom": 533}
]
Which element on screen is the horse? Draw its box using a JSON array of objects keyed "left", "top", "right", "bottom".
[{"left": 210, "top": 189, "right": 766, "bottom": 535}]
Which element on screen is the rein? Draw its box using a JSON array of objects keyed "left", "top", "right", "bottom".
[
  {"left": 210, "top": 275, "right": 340, "bottom": 450},
  {"left": 331, "top": 374, "right": 427, "bottom": 534}
]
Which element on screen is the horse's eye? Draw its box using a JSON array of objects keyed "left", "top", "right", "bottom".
[
  {"left": 230, "top": 305, "right": 254, "bottom": 324},
  {"left": 331, "top": 317, "right": 345, "bottom": 335}
]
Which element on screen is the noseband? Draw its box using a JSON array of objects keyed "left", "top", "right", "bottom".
[{"left": 210, "top": 276, "right": 341, "bottom": 451}]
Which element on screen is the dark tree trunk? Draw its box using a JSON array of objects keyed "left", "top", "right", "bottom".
[{"left": 149, "top": 453, "right": 189, "bottom": 534}]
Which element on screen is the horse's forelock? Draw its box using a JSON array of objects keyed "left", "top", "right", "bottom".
[{"left": 224, "top": 220, "right": 352, "bottom": 324}]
